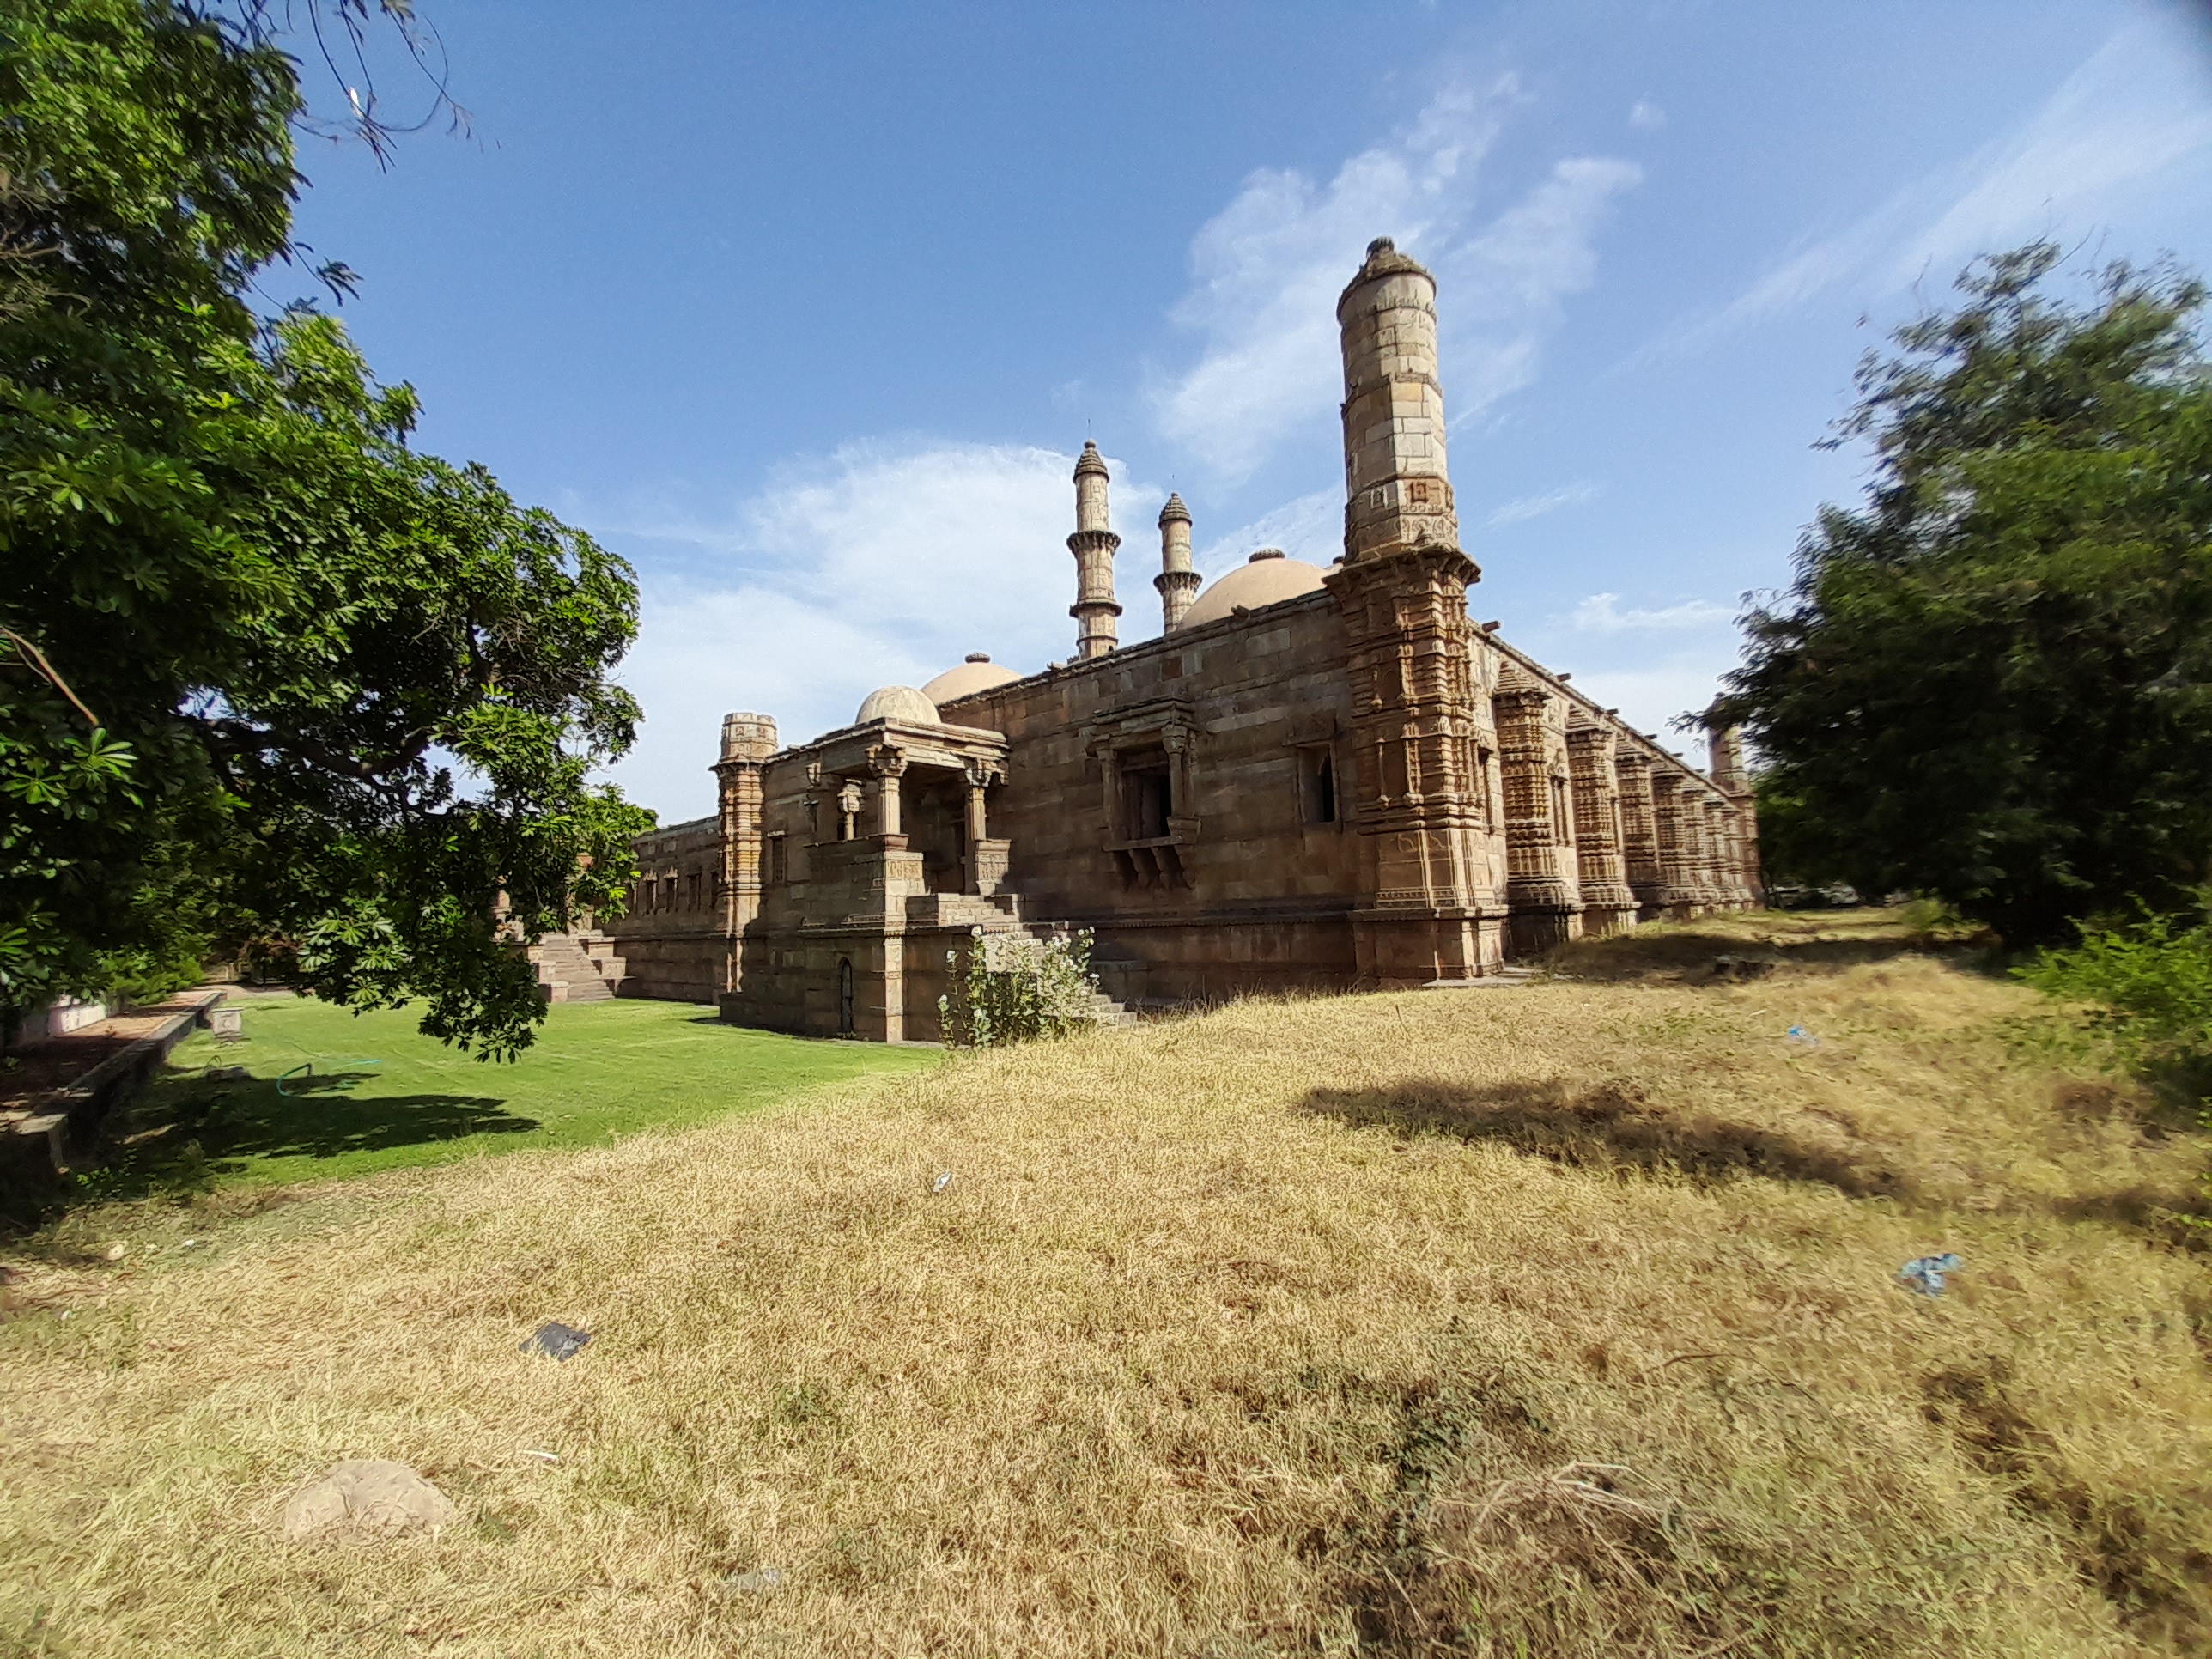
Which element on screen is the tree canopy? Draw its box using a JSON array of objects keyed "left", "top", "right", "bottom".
[
  {"left": 1713, "top": 244, "right": 2212, "bottom": 945},
  {"left": 1, "top": 0, "right": 652, "bottom": 1056}
]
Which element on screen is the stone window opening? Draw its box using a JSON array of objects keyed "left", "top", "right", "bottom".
[
  {"left": 687, "top": 870, "right": 702, "bottom": 910},
  {"left": 1120, "top": 756, "right": 1174, "bottom": 842},
  {"left": 661, "top": 875, "right": 677, "bottom": 911},
  {"left": 1297, "top": 744, "right": 1338, "bottom": 825},
  {"left": 767, "top": 832, "right": 787, "bottom": 886},
  {"left": 1551, "top": 775, "right": 1573, "bottom": 845},
  {"left": 837, "top": 957, "right": 855, "bottom": 1036}
]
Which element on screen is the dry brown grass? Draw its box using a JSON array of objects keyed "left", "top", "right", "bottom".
[{"left": 3, "top": 931, "right": 2209, "bottom": 1657}]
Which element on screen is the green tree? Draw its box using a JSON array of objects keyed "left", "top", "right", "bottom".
[
  {"left": 1711, "top": 244, "right": 2212, "bottom": 945},
  {"left": 1, "top": 0, "right": 652, "bottom": 1056}
]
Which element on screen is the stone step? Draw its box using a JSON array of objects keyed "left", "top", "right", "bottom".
[{"left": 528, "top": 931, "right": 621, "bottom": 1004}]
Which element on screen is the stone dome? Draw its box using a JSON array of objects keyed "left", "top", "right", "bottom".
[
  {"left": 1177, "top": 550, "right": 1328, "bottom": 630},
  {"left": 854, "top": 684, "right": 939, "bottom": 726},
  {"left": 921, "top": 653, "right": 1019, "bottom": 706}
]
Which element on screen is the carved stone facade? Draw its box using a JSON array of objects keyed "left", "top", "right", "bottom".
[{"left": 606, "top": 240, "right": 1759, "bottom": 1038}]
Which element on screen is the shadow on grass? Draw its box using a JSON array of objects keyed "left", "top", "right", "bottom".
[
  {"left": 54, "top": 1069, "right": 538, "bottom": 1211},
  {"left": 1304, "top": 1076, "right": 1909, "bottom": 1199},
  {"left": 1546, "top": 925, "right": 1995, "bottom": 985}
]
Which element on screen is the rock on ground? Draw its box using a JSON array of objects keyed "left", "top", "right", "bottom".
[{"left": 282, "top": 1460, "right": 457, "bottom": 1543}]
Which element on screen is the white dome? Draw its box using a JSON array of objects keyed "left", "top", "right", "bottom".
[
  {"left": 921, "top": 653, "right": 1019, "bottom": 705},
  {"left": 854, "top": 684, "right": 939, "bottom": 726},
  {"left": 1178, "top": 549, "right": 1328, "bottom": 629}
]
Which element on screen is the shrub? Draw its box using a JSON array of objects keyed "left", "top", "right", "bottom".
[
  {"left": 939, "top": 927, "right": 1103, "bottom": 1048},
  {"left": 2015, "top": 896, "right": 2212, "bottom": 1104}
]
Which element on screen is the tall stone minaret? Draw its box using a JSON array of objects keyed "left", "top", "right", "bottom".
[
  {"left": 1067, "top": 441, "right": 1121, "bottom": 659},
  {"left": 1321, "top": 236, "right": 1507, "bottom": 984},
  {"left": 1154, "top": 493, "right": 1199, "bottom": 633},
  {"left": 1339, "top": 238, "right": 1459, "bottom": 562}
]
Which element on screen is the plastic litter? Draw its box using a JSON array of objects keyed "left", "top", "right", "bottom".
[
  {"left": 521, "top": 1322, "right": 592, "bottom": 1361},
  {"left": 1785, "top": 1025, "right": 1821, "bottom": 1047},
  {"left": 520, "top": 1449, "right": 560, "bottom": 1462},
  {"left": 932, "top": 1171, "right": 953, "bottom": 1195},
  {"left": 1898, "top": 1253, "right": 1964, "bottom": 1296}
]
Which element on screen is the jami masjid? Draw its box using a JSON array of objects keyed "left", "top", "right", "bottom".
[{"left": 544, "top": 239, "right": 1763, "bottom": 1039}]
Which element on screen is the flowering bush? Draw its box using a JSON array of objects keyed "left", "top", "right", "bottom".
[{"left": 939, "top": 927, "right": 1103, "bottom": 1048}]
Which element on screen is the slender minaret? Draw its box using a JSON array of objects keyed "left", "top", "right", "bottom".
[
  {"left": 1154, "top": 493, "right": 1200, "bottom": 633},
  {"left": 1068, "top": 441, "right": 1121, "bottom": 659}
]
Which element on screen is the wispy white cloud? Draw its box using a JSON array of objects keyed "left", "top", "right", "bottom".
[
  {"left": 1565, "top": 592, "right": 1735, "bottom": 634},
  {"left": 598, "top": 442, "right": 1161, "bottom": 820},
  {"left": 1194, "top": 488, "right": 1340, "bottom": 575},
  {"left": 1155, "top": 79, "right": 1641, "bottom": 483},
  {"left": 1642, "top": 23, "right": 2212, "bottom": 362},
  {"left": 1629, "top": 100, "right": 1666, "bottom": 132},
  {"left": 1564, "top": 664, "right": 1729, "bottom": 750},
  {"left": 1486, "top": 480, "right": 1601, "bottom": 527}
]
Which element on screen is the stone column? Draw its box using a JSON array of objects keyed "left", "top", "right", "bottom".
[
  {"left": 1068, "top": 441, "right": 1121, "bottom": 659},
  {"left": 1493, "top": 672, "right": 1583, "bottom": 953},
  {"left": 1613, "top": 747, "right": 1666, "bottom": 921},
  {"left": 1154, "top": 493, "right": 1200, "bottom": 634},
  {"left": 1322, "top": 238, "right": 1506, "bottom": 984},
  {"left": 869, "top": 747, "right": 907, "bottom": 845},
  {"left": 711, "top": 713, "right": 778, "bottom": 1000},
  {"left": 1648, "top": 769, "right": 1700, "bottom": 919},
  {"left": 1709, "top": 725, "right": 1763, "bottom": 907},
  {"left": 1698, "top": 795, "right": 1731, "bottom": 911},
  {"left": 1567, "top": 718, "right": 1637, "bottom": 936},
  {"left": 963, "top": 759, "right": 1010, "bottom": 896}
]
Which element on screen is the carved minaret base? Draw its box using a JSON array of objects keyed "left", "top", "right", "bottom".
[
  {"left": 1323, "top": 238, "right": 1507, "bottom": 984},
  {"left": 1068, "top": 441, "right": 1121, "bottom": 659}
]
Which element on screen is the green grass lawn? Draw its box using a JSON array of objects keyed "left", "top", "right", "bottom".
[{"left": 111, "top": 994, "right": 939, "bottom": 1194}]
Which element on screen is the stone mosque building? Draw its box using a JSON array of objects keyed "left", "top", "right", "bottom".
[{"left": 568, "top": 239, "right": 1762, "bottom": 1039}]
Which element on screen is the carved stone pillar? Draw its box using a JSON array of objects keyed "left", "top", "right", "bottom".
[
  {"left": 1493, "top": 672, "right": 1583, "bottom": 954},
  {"left": 836, "top": 780, "right": 862, "bottom": 842},
  {"left": 963, "top": 759, "right": 1009, "bottom": 896},
  {"left": 1613, "top": 747, "right": 1665, "bottom": 921},
  {"left": 869, "top": 748, "right": 907, "bottom": 845},
  {"left": 1698, "top": 796, "right": 1730, "bottom": 911},
  {"left": 1566, "top": 720, "right": 1636, "bottom": 936},
  {"left": 1709, "top": 725, "right": 1763, "bottom": 908},
  {"left": 1648, "top": 770, "right": 1700, "bottom": 919},
  {"left": 711, "top": 713, "right": 778, "bottom": 996}
]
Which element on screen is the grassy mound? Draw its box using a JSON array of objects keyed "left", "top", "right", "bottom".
[{"left": 3, "top": 933, "right": 2208, "bottom": 1656}]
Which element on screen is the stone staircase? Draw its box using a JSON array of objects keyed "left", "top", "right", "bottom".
[
  {"left": 903, "top": 890, "right": 1025, "bottom": 928},
  {"left": 1079, "top": 988, "right": 1139, "bottom": 1028},
  {"left": 529, "top": 929, "right": 626, "bottom": 1003},
  {"left": 906, "top": 890, "right": 1139, "bottom": 1028}
]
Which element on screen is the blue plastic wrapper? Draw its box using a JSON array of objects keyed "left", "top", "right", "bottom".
[{"left": 1897, "top": 1254, "right": 1964, "bottom": 1295}]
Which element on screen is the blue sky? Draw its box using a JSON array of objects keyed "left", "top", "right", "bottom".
[{"left": 284, "top": 1, "right": 2212, "bottom": 823}]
